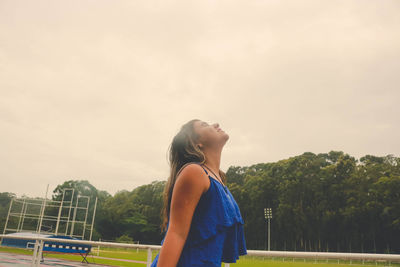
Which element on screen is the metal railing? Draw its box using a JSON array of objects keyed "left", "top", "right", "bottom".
[{"left": 1, "top": 234, "right": 400, "bottom": 266}]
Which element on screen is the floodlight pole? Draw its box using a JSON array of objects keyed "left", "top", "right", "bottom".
[
  {"left": 268, "top": 216, "right": 271, "bottom": 251},
  {"left": 264, "top": 207, "right": 272, "bottom": 251}
]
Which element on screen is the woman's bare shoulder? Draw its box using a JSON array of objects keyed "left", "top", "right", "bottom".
[{"left": 176, "top": 163, "right": 209, "bottom": 193}]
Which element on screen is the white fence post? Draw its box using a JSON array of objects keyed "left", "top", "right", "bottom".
[
  {"left": 38, "top": 240, "right": 44, "bottom": 263},
  {"left": 31, "top": 240, "right": 39, "bottom": 266},
  {"left": 147, "top": 247, "right": 152, "bottom": 267},
  {"left": 31, "top": 239, "right": 43, "bottom": 267}
]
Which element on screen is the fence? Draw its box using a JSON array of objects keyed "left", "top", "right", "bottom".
[{"left": 1, "top": 234, "right": 400, "bottom": 266}]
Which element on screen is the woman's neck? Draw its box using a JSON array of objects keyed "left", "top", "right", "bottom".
[{"left": 203, "top": 147, "right": 222, "bottom": 175}]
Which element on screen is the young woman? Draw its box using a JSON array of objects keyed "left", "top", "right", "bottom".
[{"left": 151, "top": 119, "right": 247, "bottom": 267}]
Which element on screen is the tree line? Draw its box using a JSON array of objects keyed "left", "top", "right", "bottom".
[{"left": 1, "top": 151, "right": 399, "bottom": 253}]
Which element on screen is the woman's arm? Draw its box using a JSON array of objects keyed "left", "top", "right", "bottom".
[{"left": 156, "top": 164, "right": 208, "bottom": 267}]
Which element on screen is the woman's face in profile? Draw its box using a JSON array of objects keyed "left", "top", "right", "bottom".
[{"left": 193, "top": 120, "right": 229, "bottom": 148}]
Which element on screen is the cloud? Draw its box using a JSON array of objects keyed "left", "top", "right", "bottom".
[{"left": 0, "top": 0, "right": 399, "bottom": 197}]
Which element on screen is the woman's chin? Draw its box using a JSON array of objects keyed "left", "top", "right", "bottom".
[{"left": 222, "top": 132, "right": 229, "bottom": 142}]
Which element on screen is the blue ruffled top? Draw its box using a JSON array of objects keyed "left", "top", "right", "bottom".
[{"left": 151, "top": 163, "right": 247, "bottom": 267}]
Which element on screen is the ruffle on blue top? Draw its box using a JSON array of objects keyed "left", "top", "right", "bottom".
[{"left": 151, "top": 164, "right": 247, "bottom": 266}]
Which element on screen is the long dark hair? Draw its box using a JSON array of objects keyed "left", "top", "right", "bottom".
[{"left": 160, "top": 119, "right": 226, "bottom": 232}]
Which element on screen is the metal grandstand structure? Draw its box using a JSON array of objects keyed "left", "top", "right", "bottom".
[{"left": 2, "top": 185, "right": 98, "bottom": 240}]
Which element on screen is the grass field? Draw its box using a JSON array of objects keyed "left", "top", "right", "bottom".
[{"left": 0, "top": 246, "right": 398, "bottom": 266}]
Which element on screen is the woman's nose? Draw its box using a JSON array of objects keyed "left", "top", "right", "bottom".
[{"left": 212, "top": 123, "right": 219, "bottom": 128}]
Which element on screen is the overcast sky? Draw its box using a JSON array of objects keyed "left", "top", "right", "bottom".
[{"left": 1, "top": 0, "right": 399, "bottom": 198}]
